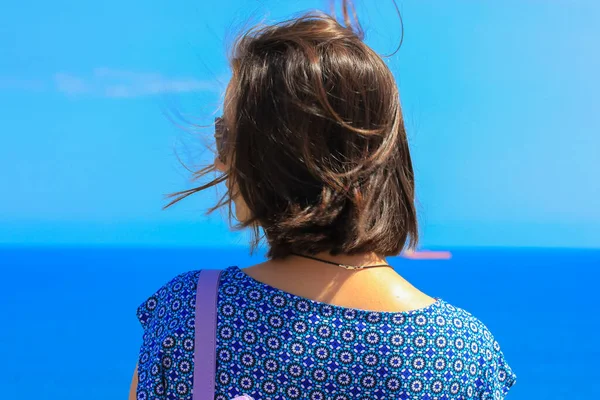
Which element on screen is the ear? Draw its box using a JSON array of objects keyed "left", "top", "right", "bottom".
[{"left": 214, "top": 157, "right": 227, "bottom": 172}]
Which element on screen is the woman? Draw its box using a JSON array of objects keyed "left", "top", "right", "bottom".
[{"left": 130, "top": 4, "right": 516, "bottom": 399}]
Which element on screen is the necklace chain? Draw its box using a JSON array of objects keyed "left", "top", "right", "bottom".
[{"left": 291, "top": 253, "right": 390, "bottom": 270}]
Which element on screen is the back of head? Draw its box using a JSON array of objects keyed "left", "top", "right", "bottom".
[{"left": 169, "top": 1, "right": 417, "bottom": 258}]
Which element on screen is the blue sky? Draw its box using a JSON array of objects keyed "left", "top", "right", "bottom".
[{"left": 0, "top": 0, "right": 598, "bottom": 248}]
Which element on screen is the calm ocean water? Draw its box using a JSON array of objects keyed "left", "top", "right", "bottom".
[{"left": 0, "top": 247, "right": 598, "bottom": 399}]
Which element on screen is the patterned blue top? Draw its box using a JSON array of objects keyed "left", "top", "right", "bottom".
[{"left": 136, "top": 267, "right": 516, "bottom": 400}]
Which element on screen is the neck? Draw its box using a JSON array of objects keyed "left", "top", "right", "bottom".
[
  {"left": 243, "top": 250, "right": 437, "bottom": 313},
  {"left": 291, "top": 251, "right": 388, "bottom": 268}
]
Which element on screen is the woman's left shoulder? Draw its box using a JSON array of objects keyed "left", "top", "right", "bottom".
[
  {"left": 136, "top": 270, "right": 202, "bottom": 329},
  {"left": 136, "top": 267, "right": 239, "bottom": 329}
]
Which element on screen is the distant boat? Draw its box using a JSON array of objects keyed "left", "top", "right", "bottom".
[{"left": 401, "top": 249, "right": 452, "bottom": 260}]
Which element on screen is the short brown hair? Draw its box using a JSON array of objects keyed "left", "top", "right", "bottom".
[{"left": 165, "top": 2, "right": 418, "bottom": 258}]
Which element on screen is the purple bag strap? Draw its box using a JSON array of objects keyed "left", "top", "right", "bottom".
[{"left": 193, "top": 269, "right": 223, "bottom": 400}]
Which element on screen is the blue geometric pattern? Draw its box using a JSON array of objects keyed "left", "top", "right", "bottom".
[{"left": 136, "top": 267, "right": 515, "bottom": 399}]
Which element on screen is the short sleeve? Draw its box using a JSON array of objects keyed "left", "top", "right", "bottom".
[
  {"left": 135, "top": 270, "right": 200, "bottom": 400},
  {"left": 481, "top": 339, "right": 517, "bottom": 399},
  {"left": 136, "top": 270, "right": 199, "bottom": 331},
  {"left": 136, "top": 293, "right": 158, "bottom": 330},
  {"left": 135, "top": 287, "right": 165, "bottom": 341}
]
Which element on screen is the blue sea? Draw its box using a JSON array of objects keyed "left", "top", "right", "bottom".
[{"left": 0, "top": 247, "right": 598, "bottom": 399}]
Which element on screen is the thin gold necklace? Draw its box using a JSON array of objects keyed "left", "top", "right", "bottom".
[{"left": 291, "top": 253, "right": 390, "bottom": 271}]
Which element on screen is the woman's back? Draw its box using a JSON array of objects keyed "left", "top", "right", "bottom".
[
  {"left": 136, "top": 267, "right": 515, "bottom": 399},
  {"left": 133, "top": 3, "right": 516, "bottom": 398}
]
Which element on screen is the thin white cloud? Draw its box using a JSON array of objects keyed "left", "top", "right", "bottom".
[{"left": 53, "top": 68, "right": 222, "bottom": 98}]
